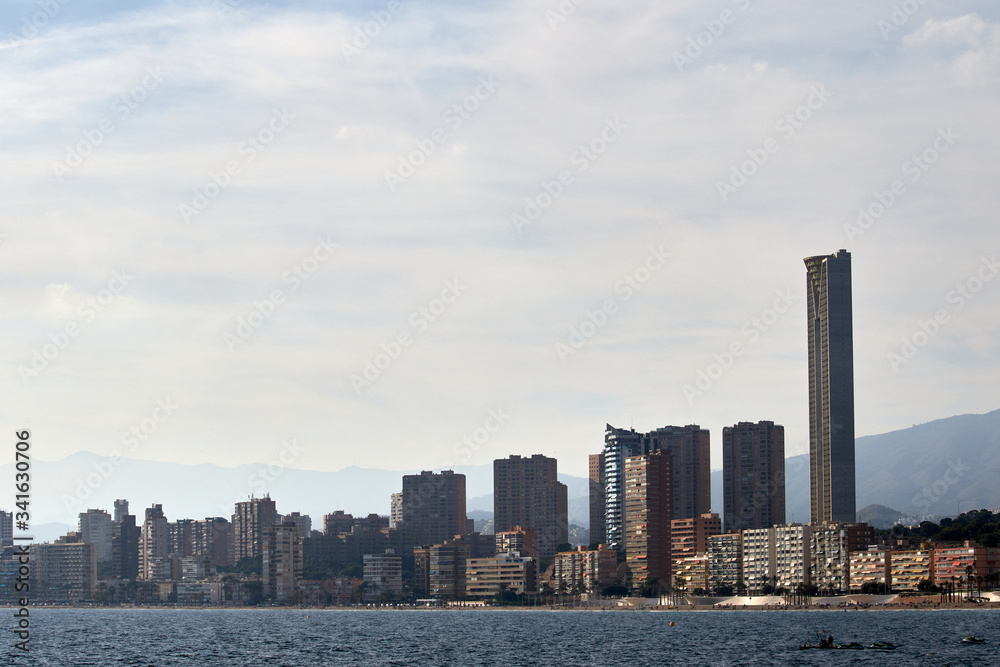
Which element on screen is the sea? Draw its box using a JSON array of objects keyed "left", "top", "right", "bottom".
[{"left": 6, "top": 608, "right": 999, "bottom": 666}]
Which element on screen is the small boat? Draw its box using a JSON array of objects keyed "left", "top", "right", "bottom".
[
  {"left": 867, "top": 642, "right": 897, "bottom": 650},
  {"left": 961, "top": 636, "right": 985, "bottom": 644},
  {"left": 835, "top": 642, "right": 864, "bottom": 650}
]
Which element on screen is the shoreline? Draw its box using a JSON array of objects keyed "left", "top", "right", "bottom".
[{"left": 4, "top": 600, "right": 999, "bottom": 612}]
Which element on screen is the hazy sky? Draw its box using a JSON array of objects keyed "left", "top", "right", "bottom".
[{"left": 3, "top": 0, "right": 999, "bottom": 481}]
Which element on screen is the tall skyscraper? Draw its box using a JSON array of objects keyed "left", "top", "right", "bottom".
[
  {"left": 588, "top": 452, "right": 605, "bottom": 546},
  {"left": 493, "top": 455, "right": 568, "bottom": 562},
  {"left": 805, "top": 249, "right": 856, "bottom": 524},
  {"left": 400, "top": 470, "right": 467, "bottom": 553},
  {"left": 722, "top": 421, "right": 785, "bottom": 532},
  {"left": 79, "top": 509, "right": 113, "bottom": 562},
  {"left": 113, "top": 499, "right": 129, "bottom": 524},
  {"left": 0, "top": 510, "right": 13, "bottom": 546},
  {"left": 139, "top": 504, "right": 168, "bottom": 580},
  {"left": 112, "top": 514, "right": 140, "bottom": 579},
  {"left": 624, "top": 450, "right": 673, "bottom": 592},
  {"left": 603, "top": 423, "right": 710, "bottom": 550},
  {"left": 262, "top": 521, "right": 302, "bottom": 603},
  {"left": 234, "top": 496, "right": 277, "bottom": 561}
]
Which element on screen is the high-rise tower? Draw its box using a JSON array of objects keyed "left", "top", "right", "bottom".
[
  {"left": 805, "top": 249, "right": 856, "bottom": 524},
  {"left": 722, "top": 421, "right": 785, "bottom": 532}
]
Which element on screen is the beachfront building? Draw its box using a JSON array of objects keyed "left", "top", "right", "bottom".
[
  {"left": 553, "top": 545, "right": 617, "bottom": 594},
  {"left": 890, "top": 550, "right": 933, "bottom": 592},
  {"left": 849, "top": 548, "right": 890, "bottom": 593},
  {"left": 707, "top": 533, "right": 743, "bottom": 592},
  {"left": 671, "top": 512, "right": 721, "bottom": 575},
  {"left": 742, "top": 527, "right": 776, "bottom": 595},
  {"left": 496, "top": 526, "right": 537, "bottom": 559},
  {"left": 673, "top": 554, "right": 709, "bottom": 594},
  {"left": 363, "top": 549, "right": 403, "bottom": 601},
  {"left": 811, "top": 523, "right": 873, "bottom": 594},
  {"left": 466, "top": 552, "right": 537, "bottom": 599},
  {"left": 775, "top": 524, "right": 811, "bottom": 591},
  {"left": 932, "top": 543, "right": 999, "bottom": 592}
]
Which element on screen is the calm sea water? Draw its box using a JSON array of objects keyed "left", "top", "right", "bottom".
[{"left": 6, "top": 608, "right": 999, "bottom": 666}]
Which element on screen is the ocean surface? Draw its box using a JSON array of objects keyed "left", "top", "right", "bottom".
[{"left": 6, "top": 608, "right": 999, "bottom": 666}]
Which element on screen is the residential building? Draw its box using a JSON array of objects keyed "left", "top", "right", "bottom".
[
  {"left": 169, "top": 518, "right": 197, "bottom": 558},
  {"left": 493, "top": 455, "right": 568, "bottom": 563},
  {"left": 113, "top": 499, "right": 129, "bottom": 524},
  {"left": 32, "top": 540, "right": 98, "bottom": 602},
  {"left": 933, "top": 543, "right": 999, "bottom": 589},
  {"left": 112, "top": 514, "right": 141, "bottom": 580},
  {"left": 552, "top": 545, "right": 617, "bottom": 594},
  {"left": 192, "top": 517, "right": 232, "bottom": 567},
  {"left": 811, "top": 523, "right": 874, "bottom": 593},
  {"left": 262, "top": 521, "right": 302, "bottom": 603},
  {"left": 400, "top": 471, "right": 467, "bottom": 553},
  {"left": 775, "top": 524, "right": 811, "bottom": 591},
  {"left": 589, "top": 452, "right": 606, "bottom": 546},
  {"left": 890, "top": 549, "right": 933, "bottom": 592},
  {"left": 140, "top": 504, "right": 168, "bottom": 580},
  {"left": 283, "top": 512, "right": 312, "bottom": 540},
  {"left": 363, "top": 549, "right": 403, "bottom": 601},
  {"left": 624, "top": 450, "right": 673, "bottom": 592},
  {"left": 805, "top": 249, "right": 856, "bottom": 524},
  {"left": 234, "top": 496, "right": 277, "bottom": 561},
  {"left": 426, "top": 539, "right": 470, "bottom": 599},
  {"left": 742, "top": 527, "right": 776, "bottom": 594},
  {"left": 707, "top": 532, "right": 743, "bottom": 591},
  {"left": 466, "top": 552, "right": 537, "bottom": 599},
  {"left": 79, "top": 509, "right": 113, "bottom": 563},
  {"left": 674, "top": 555, "right": 709, "bottom": 594},
  {"left": 850, "top": 548, "right": 890, "bottom": 592},
  {"left": 0, "top": 510, "right": 12, "bottom": 546},
  {"left": 722, "top": 421, "right": 785, "bottom": 532},
  {"left": 603, "top": 423, "right": 710, "bottom": 549},
  {"left": 671, "top": 512, "right": 721, "bottom": 573},
  {"left": 390, "top": 492, "right": 403, "bottom": 528},
  {"left": 496, "top": 526, "right": 537, "bottom": 559}
]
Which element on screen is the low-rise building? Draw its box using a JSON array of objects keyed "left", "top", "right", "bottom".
[
  {"left": 890, "top": 550, "right": 933, "bottom": 592},
  {"left": 849, "top": 548, "right": 890, "bottom": 592},
  {"left": 466, "top": 552, "right": 537, "bottom": 599},
  {"left": 552, "top": 545, "right": 617, "bottom": 593}
]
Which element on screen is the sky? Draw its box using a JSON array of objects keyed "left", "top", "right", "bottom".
[{"left": 3, "top": 0, "right": 999, "bottom": 483}]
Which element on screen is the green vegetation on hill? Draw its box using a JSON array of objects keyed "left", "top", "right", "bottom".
[{"left": 882, "top": 509, "right": 1000, "bottom": 547}]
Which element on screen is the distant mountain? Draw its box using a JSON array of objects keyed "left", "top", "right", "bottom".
[
  {"left": 0, "top": 453, "right": 589, "bottom": 535},
  {"left": 857, "top": 504, "right": 905, "bottom": 529},
  {"left": 712, "top": 408, "right": 1000, "bottom": 527}
]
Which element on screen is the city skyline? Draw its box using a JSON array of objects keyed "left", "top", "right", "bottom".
[{"left": 4, "top": 2, "right": 1000, "bottom": 482}]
